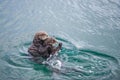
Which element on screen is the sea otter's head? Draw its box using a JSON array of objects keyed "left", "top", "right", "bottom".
[
  {"left": 34, "top": 31, "right": 49, "bottom": 40},
  {"left": 44, "top": 37, "right": 58, "bottom": 46}
]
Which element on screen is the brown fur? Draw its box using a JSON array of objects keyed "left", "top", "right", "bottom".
[
  {"left": 43, "top": 37, "right": 57, "bottom": 46},
  {"left": 28, "top": 31, "right": 62, "bottom": 59},
  {"left": 33, "top": 31, "right": 48, "bottom": 47}
]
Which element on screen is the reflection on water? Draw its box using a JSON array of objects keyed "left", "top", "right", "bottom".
[{"left": 0, "top": 0, "right": 120, "bottom": 80}]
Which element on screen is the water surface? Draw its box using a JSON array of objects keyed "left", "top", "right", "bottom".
[{"left": 0, "top": 0, "right": 120, "bottom": 80}]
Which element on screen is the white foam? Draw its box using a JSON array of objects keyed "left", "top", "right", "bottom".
[
  {"left": 51, "top": 60, "right": 62, "bottom": 70},
  {"left": 42, "top": 54, "right": 62, "bottom": 70}
]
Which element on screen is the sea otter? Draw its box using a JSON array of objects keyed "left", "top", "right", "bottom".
[{"left": 28, "top": 31, "right": 62, "bottom": 59}]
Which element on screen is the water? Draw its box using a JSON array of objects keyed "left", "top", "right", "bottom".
[{"left": 0, "top": 0, "right": 120, "bottom": 80}]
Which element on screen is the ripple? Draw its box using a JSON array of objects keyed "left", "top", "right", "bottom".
[
  {"left": 2, "top": 54, "right": 32, "bottom": 70},
  {"left": 55, "top": 37, "right": 120, "bottom": 80},
  {"left": 2, "top": 37, "right": 119, "bottom": 80},
  {"left": 2, "top": 41, "right": 34, "bottom": 70}
]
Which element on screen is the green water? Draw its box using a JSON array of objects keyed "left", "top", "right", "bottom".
[{"left": 0, "top": 0, "right": 120, "bottom": 80}]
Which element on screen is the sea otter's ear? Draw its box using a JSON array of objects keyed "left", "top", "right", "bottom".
[{"left": 34, "top": 31, "right": 48, "bottom": 40}]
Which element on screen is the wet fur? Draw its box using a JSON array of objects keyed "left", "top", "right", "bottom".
[{"left": 28, "top": 32, "right": 62, "bottom": 59}]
